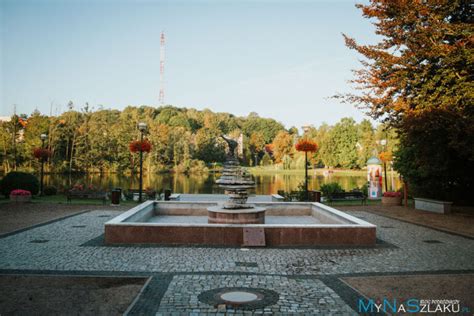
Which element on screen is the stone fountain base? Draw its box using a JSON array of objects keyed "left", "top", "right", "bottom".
[{"left": 207, "top": 206, "right": 266, "bottom": 224}]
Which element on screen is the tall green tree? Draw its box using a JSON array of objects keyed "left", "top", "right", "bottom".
[
  {"left": 332, "top": 118, "right": 359, "bottom": 169},
  {"left": 357, "top": 119, "right": 375, "bottom": 168}
]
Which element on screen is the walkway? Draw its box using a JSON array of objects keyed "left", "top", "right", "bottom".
[{"left": 0, "top": 205, "right": 473, "bottom": 314}]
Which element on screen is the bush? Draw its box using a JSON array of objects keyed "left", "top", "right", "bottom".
[
  {"left": 320, "top": 182, "right": 344, "bottom": 201},
  {"left": 0, "top": 172, "right": 40, "bottom": 197},
  {"left": 43, "top": 185, "right": 58, "bottom": 196},
  {"left": 352, "top": 183, "right": 368, "bottom": 197}
]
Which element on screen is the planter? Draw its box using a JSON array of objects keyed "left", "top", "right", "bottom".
[
  {"left": 10, "top": 195, "right": 32, "bottom": 203},
  {"left": 414, "top": 198, "right": 452, "bottom": 214},
  {"left": 382, "top": 196, "right": 401, "bottom": 206}
]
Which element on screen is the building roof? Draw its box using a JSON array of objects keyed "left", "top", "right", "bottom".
[{"left": 367, "top": 156, "right": 381, "bottom": 165}]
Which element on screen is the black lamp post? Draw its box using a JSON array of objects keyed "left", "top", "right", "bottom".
[
  {"left": 40, "top": 133, "right": 47, "bottom": 196},
  {"left": 138, "top": 122, "right": 147, "bottom": 202},
  {"left": 302, "top": 125, "right": 311, "bottom": 201}
]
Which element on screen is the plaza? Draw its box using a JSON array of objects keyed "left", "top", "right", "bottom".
[
  {"left": 1, "top": 0, "right": 473, "bottom": 314},
  {"left": 0, "top": 202, "right": 473, "bottom": 314}
]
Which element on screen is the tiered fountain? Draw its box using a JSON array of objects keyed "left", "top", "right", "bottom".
[
  {"left": 105, "top": 136, "right": 376, "bottom": 247},
  {"left": 207, "top": 136, "right": 266, "bottom": 224}
]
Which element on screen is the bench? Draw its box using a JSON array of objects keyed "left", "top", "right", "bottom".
[
  {"left": 169, "top": 193, "right": 180, "bottom": 201},
  {"left": 126, "top": 189, "right": 157, "bottom": 200},
  {"left": 67, "top": 191, "right": 107, "bottom": 205},
  {"left": 327, "top": 192, "right": 366, "bottom": 205}
]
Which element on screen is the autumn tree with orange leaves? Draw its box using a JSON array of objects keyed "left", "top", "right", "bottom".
[{"left": 341, "top": 0, "right": 473, "bottom": 203}]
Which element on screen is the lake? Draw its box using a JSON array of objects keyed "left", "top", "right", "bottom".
[{"left": 42, "top": 169, "right": 401, "bottom": 194}]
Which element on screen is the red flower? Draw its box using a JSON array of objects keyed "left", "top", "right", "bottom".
[
  {"left": 295, "top": 139, "right": 318, "bottom": 152},
  {"left": 129, "top": 139, "right": 152, "bottom": 153},
  {"left": 383, "top": 191, "right": 401, "bottom": 197},
  {"left": 10, "top": 189, "right": 32, "bottom": 196},
  {"left": 33, "top": 148, "right": 51, "bottom": 161}
]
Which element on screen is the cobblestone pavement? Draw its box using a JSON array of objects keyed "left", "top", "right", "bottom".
[{"left": 0, "top": 210, "right": 473, "bottom": 315}]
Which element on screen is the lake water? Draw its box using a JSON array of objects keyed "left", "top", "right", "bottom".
[{"left": 42, "top": 170, "right": 401, "bottom": 194}]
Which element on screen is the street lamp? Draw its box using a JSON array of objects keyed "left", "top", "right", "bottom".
[
  {"left": 302, "top": 125, "right": 310, "bottom": 201},
  {"left": 380, "top": 139, "right": 388, "bottom": 192},
  {"left": 40, "top": 134, "right": 47, "bottom": 196},
  {"left": 138, "top": 122, "right": 147, "bottom": 202}
]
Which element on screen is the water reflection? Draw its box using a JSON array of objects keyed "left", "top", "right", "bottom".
[{"left": 42, "top": 171, "right": 401, "bottom": 195}]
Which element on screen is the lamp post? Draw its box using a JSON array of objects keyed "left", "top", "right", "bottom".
[
  {"left": 40, "top": 134, "right": 47, "bottom": 196},
  {"left": 381, "top": 139, "right": 388, "bottom": 192},
  {"left": 138, "top": 122, "right": 147, "bottom": 202},
  {"left": 302, "top": 125, "right": 311, "bottom": 201}
]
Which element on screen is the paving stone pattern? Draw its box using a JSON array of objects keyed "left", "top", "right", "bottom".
[
  {"left": 159, "top": 275, "right": 353, "bottom": 315},
  {"left": 0, "top": 210, "right": 473, "bottom": 315}
]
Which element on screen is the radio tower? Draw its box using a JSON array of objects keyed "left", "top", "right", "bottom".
[{"left": 159, "top": 31, "right": 165, "bottom": 105}]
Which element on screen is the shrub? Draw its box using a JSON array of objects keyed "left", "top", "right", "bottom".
[
  {"left": 352, "top": 183, "right": 368, "bottom": 197},
  {"left": 0, "top": 172, "right": 40, "bottom": 197},
  {"left": 43, "top": 185, "right": 58, "bottom": 196},
  {"left": 320, "top": 182, "right": 344, "bottom": 201}
]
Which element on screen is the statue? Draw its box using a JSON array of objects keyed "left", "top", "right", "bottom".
[{"left": 221, "top": 135, "right": 238, "bottom": 158}]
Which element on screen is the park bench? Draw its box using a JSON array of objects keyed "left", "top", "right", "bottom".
[
  {"left": 125, "top": 189, "right": 157, "bottom": 200},
  {"left": 66, "top": 190, "right": 107, "bottom": 205},
  {"left": 327, "top": 191, "right": 367, "bottom": 205},
  {"left": 169, "top": 193, "right": 180, "bottom": 201}
]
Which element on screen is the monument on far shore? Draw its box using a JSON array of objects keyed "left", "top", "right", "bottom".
[{"left": 207, "top": 135, "right": 266, "bottom": 224}]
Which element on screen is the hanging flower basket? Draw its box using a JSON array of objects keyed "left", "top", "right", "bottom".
[
  {"left": 295, "top": 139, "right": 318, "bottom": 152},
  {"left": 379, "top": 151, "right": 393, "bottom": 163},
  {"left": 129, "top": 139, "right": 152, "bottom": 153},
  {"left": 10, "top": 189, "right": 32, "bottom": 203},
  {"left": 33, "top": 148, "right": 51, "bottom": 161}
]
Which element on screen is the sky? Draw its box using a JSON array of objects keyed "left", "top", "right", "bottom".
[{"left": 0, "top": 0, "right": 378, "bottom": 129}]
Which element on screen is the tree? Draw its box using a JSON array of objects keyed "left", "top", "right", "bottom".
[
  {"left": 357, "top": 119, "right": 375, "bottom": 168},
  {"left": 340, "top": 0, "right": 473, "bottom": 202},
  {"left": 242, "top": 115, "right": 285, "bottom": 143},
  {"left": 194, "top": 128, "right": 226, "bottom": 163},
  {"left": 332, "top": 118, "right": 359, "bottom": 169},
  {"left": 271, "top": 131, "right": 294, "bottom": 164},
  {"left": 249, "top": 132, "right": 265, "bottom": 166}
]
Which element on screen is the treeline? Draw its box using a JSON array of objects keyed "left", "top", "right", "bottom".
[{"left": 0, "top": 104, "right": 396, "bottom": 175}]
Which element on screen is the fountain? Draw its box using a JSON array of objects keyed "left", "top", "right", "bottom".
[
  {"left": 207, "top": 136, "right": 266, "bottom": 224},
  {"left": 104, "top": 136, "right": 377, "bottom": 247}
]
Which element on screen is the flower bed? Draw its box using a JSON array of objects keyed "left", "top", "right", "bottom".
[
  {"left": 10, "top": 189, "right": 32, "bottom": 203},
  {"left": 382, "top": 191, "right": 401, "bottom": 206}
]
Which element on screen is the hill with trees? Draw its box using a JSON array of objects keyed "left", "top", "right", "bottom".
[{"left": 0, "top": 104, "right": 396, "bottom": 176}]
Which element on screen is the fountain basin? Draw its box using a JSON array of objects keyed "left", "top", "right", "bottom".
[
  {"left": 207, "top": 206, "right": 266, "bottom": 224},
  {"left": 105, "top": 201, "right": 376, "bottom": 246}
]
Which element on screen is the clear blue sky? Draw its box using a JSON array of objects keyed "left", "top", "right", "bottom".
[{"left": 1, "top": 0, "right": 377, "bottom": 128}]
